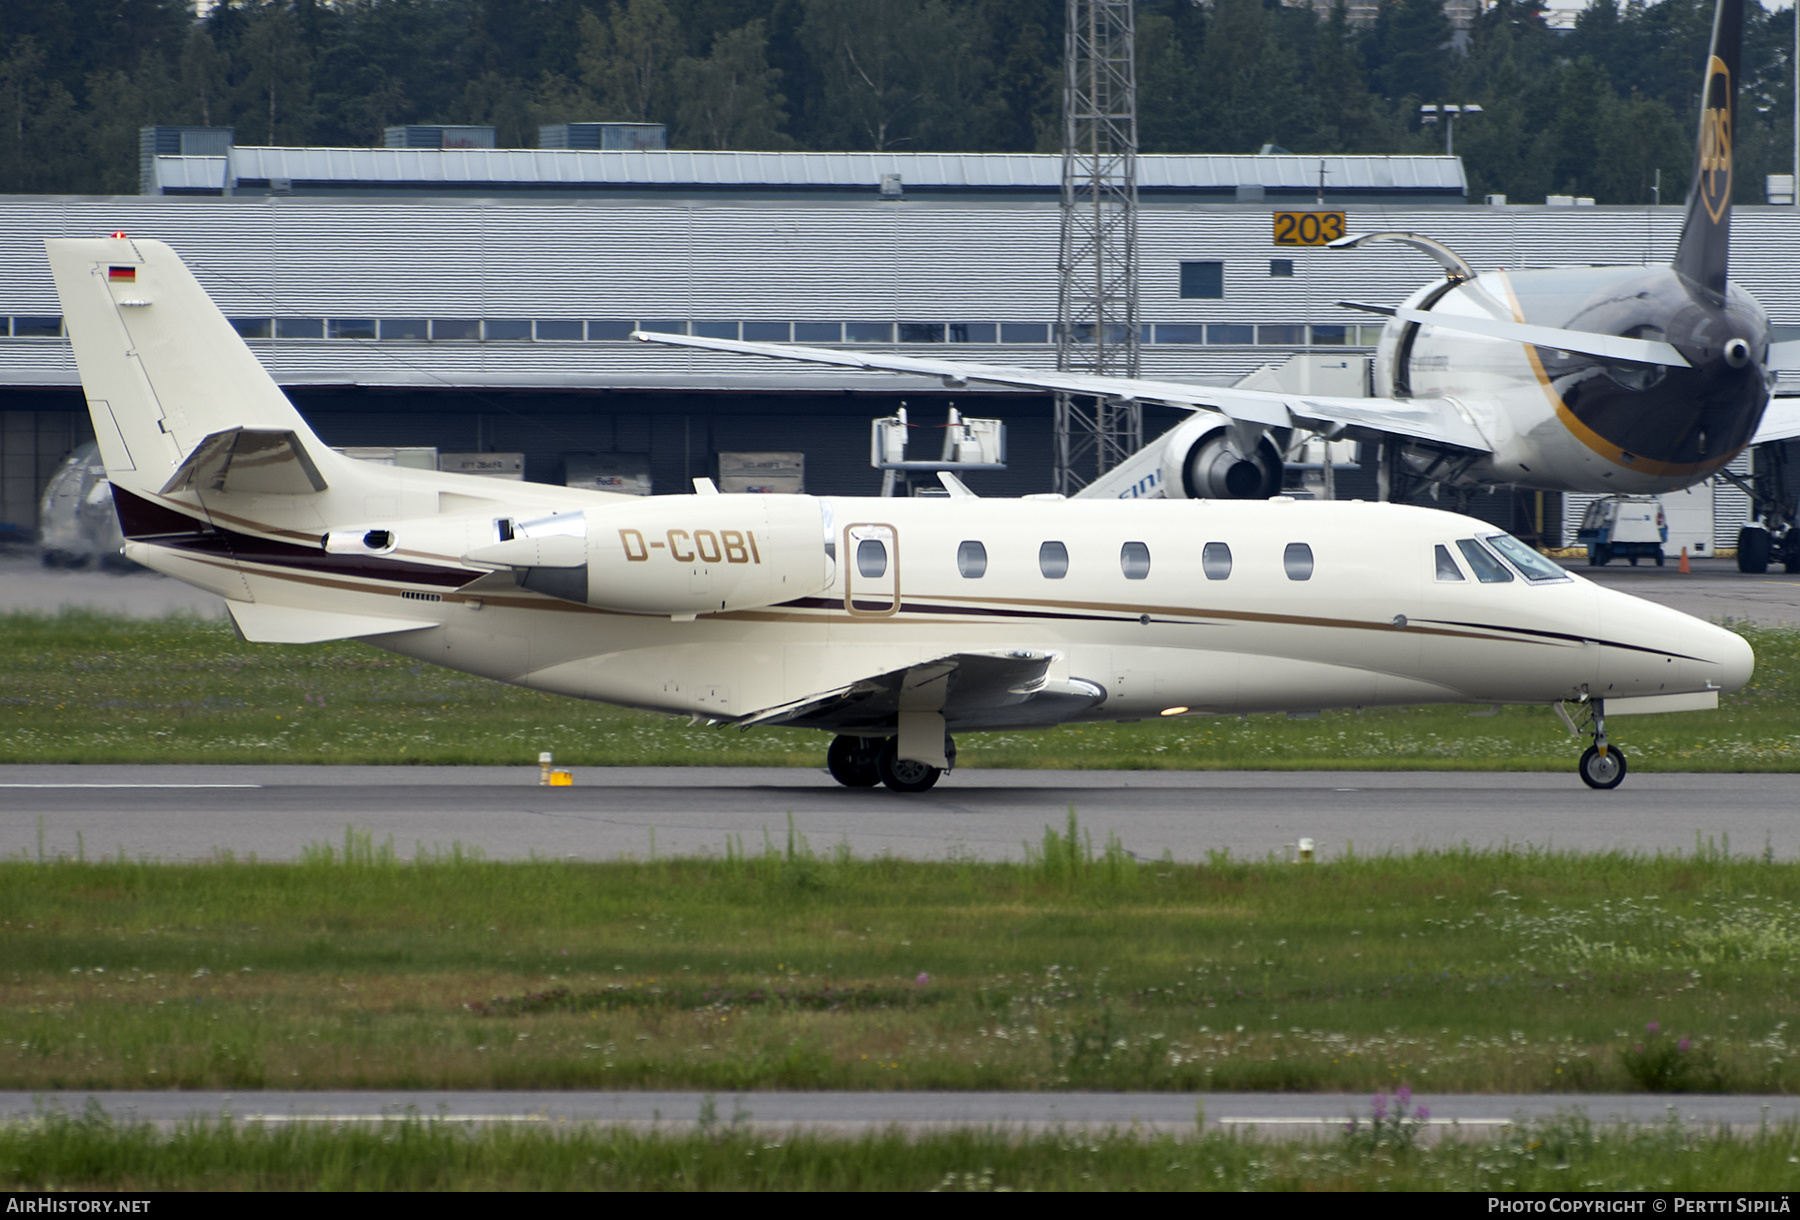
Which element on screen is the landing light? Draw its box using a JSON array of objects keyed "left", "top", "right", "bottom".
[{"left": 1160, "top": 706, "right": 1189, "bottom": 717}]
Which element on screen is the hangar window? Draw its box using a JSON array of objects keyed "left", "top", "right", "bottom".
[
  {"left": 1283, "top": 542, "right": 1314, "bottom": 581},
  {"left": 484, "top": 319, "right": 531, "bottom": 340},
  {"left": 957, "top": 540, "right": 987, "bottom": 578},
  {"left": 856, "top": 537, "right": 888, "bottom": 578},
  {"left": 1120, "top": 541, "right": 1151, "bottom": 579},
  {"left": 585, "top": 319, "right": 633, "bottom": 340},
  {"left": 1064, "top": 323, "right": 1128, "bottom": 345},
  {"left": 795, "top": 322, "right": 842, "bottom": 342},
  {"left": 11, "top": 315, "right": 61, "bottom": 337},
  {"left": 695, "top": 320, "right": 738, "bottom": 339},
  {"left": 535, "top": 320, "right": 582, "bottom": 341},
  {"left": 328, "top": 318, "right": 376, "bottom": 340},
  {"left": 1179, "top": 261, "right": 1224, "bottom": 299},
  {"left": 380, "top": 318, "right": 427, "bottom": 340},
  {"left": 1485, "top": 533, "right": 1570, "bottom": 582},
  {"left": 950, "top": 323, "right": 995, "bottom": 343},
  {"left": 744, "top": 322, "right": 790, "bottom": 341},
  {"left": 847, "top": 322, "right": 895, "bottom": 343},
  {"left": 1001, "top": 323, "right": 1049, "bottom": 343},
  {"left": 1154, "top": 324, "right": 1205, "bottom": 344},
  {"left": 1039, "top": 541, "right": 1069, "bottom": 579},
  {"left": 1258, "top": 325, "right": 1306, "bottom": 346},
  {"left": 1455, "top": 538, "right": 1514, "bottom": 583},
  {"left": 1270, "top": 259, "right": 1294, "bottom": 277},
  {"left": 431, "top": 318, "right": 479, "bottom": 340},
  {"left": 229, "top": 318, "right": 272, "bottom": 339},
  {"left": 1202, "top": 541, "right": 1232, "bottom": 580},
  {"left": 1206, "top": 324, "right": 1253, "bottom": 345},
  {"left": 900, "top": 323, "right": 945, "bottom": 343},
  {"left": 638, "top": 319, "right": 688, "bottom": 336},
  {"left": 1311, "top": 324, "right": 1348, "bottom": 346},
  {"left": 276, "top": 318, "right": 323, "bottom": 339},
  {"left": 1435, "top": 544, "right": 1466, "bottom": 581}
]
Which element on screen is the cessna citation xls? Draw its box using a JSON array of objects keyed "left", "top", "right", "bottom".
[
  {"left": 48, "top": 237, "right": 1751, "bottom": 792},
  {"left": 635, "top": 0, "right": 1800, "bottom": 571}
]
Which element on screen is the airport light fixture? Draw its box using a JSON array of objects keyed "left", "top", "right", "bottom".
[{"left": 1419, "top": 103, "right": 1482, "bottom": 157}]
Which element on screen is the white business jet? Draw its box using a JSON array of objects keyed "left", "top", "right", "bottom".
[
  {"left": 634, "top": 0, "right": 1800, "bottom": 572},
  {"left": 48, "top": 236, "right": 1750, "bottom": 792}
]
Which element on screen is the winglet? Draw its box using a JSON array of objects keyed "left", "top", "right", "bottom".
[{"left": 1671, "top": 0, "right": 1741, "bottom": 299}]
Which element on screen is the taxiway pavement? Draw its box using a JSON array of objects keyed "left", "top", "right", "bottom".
[
  {"left": 4, "top": 1089, "right": 1796, "bottom": 1135},
  {"left": 3, "top": 765, "right": 1794, "bottom": 863}
]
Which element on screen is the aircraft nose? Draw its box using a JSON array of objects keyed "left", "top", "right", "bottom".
[{"left": 1715, "top": 624, "right": 1755, "bottom": 693}]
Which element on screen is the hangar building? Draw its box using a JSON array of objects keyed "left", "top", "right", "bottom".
[{"left": 1, "top": 135, "right": 1792, "bottom": 554}]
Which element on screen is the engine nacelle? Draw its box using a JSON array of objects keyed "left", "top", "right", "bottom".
[
  {"left": 1153, "top": 414, "right": 1285, "bottom": 500},
  {"left": 467, "top": 494, "right": 831, "bottom": 616}
]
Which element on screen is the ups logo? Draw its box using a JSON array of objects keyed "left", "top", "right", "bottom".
[{"left": 1698, "top": 55, "right": 1732, "bottom": 224}]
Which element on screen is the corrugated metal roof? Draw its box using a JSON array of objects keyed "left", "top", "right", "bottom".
[{"left": 212, "top": 147, "right": 1465, "bottom": 193}]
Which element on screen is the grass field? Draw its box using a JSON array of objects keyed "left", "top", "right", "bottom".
[
  {"left": 4, "top": 827, "right": 1799, "bottom": 1095},
  {"left": 0, "top": 610, "right": 1795, "bottom": 769},
  {"left": 5, "top": 1107, "right": 1799, "bottom": 1191}
]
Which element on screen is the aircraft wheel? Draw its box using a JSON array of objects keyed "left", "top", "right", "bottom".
[
  {"left": 1578, "top": 744, "right": 1628, "bottom": 790},
  {"left": 1593, "top": 544, "right": 1611, "bottom": 566},
  {"left": 876, "top": 738, "right": 942, "bottom": 793},
  {"left": 826, "top": 735, "right": 882, "bottom": 788},
  {"left": 1628, "top": 555, "right": 1639, "bottom": 566},
  {"left": 1783, "top": 536, "right": 1800, "bottom": 575},
  {"left": 1738, "top": 527, "right": 1771, "bottom": 574},
  {"left": 1655, "top": 550, "right": 1665, "bottom": 567}
]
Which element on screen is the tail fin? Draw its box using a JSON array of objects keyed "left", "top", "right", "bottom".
[
  {"left": 44, "top": 236, "right": 334, "bottom": 501},
  {"left": 1671, "top": 0, "right": 1741, "bottom": 299}
]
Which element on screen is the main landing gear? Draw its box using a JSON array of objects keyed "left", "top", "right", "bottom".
[
  {"left": 826, "top": 734, "right": 956, "bottom": 793},
  {"left": 1571, "top": 699, "right": 1628, "bottom": 790}
]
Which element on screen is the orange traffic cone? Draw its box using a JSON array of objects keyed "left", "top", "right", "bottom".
[{"left": 1679, "top": 546, "right": 1691, "bottom": 574}]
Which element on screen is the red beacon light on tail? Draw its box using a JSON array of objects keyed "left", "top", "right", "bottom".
[{"left": 109, "top": 231, "right": 127, "bottom": 239}]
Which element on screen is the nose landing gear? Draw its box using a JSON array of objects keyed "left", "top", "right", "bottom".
[
  {"left": 1568, "top": 699, "right": 1628, "bottom": 789},
  {"left": 826, "top": 733, "right": 956, "bottom": 792}
]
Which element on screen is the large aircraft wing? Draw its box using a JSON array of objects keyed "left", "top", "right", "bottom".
[
  {"left": 633, "top": 332, "right": 1494, "bottom": 453},
  {"left": 1752, "top": 396, "right": 1800, "bottom": 445}
]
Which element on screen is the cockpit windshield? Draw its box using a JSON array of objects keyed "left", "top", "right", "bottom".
[{"left": 1483, "top": 533, "right": 1571, "bottom": 582}]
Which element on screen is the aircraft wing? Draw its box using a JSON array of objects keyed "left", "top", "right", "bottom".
[
  {"left": 1752, "top": 396, "right": 1800, "bottom": 445},
  {"left": 734, "top": 649, "right": 1105, "bottom": 734},
  {"left": 633, "top": 332, "right": 1494, "bottom": 453}
]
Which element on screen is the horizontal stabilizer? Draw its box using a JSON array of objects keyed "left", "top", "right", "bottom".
[
  {"left": 161, "top": 428, "right": 328, "bottom": 496},
  {"left": 1340, "top": 301, "right": 1691, "bottom": 368},
  {"left": 227, "top": 601, "right": 436, "bottom": 644},
  {"left": 1751, "top": 397, "right": 1800, "bottom": 445}
]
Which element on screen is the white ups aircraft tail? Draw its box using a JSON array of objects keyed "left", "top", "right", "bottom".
[{"left": 49, "top": 236, "right": 1753, "bottom": 791}]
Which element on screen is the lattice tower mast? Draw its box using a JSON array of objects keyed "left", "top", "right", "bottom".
[{"left": 1053, "top": 0, "right": 1142, "bottom": 496}]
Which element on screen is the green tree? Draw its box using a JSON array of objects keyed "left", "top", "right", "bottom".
[
  {"left": 580, "top": 0, "right": 681, "bottom": 123},
  {"left": 673, "top": 19, "right": 791, "bottom": 149}
]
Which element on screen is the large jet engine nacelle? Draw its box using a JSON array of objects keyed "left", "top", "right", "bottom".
[
  {"left": 1153, "top": 413, "right": 1285, "bottom": 500},
  {"left": 467, "top": 494, "right": 831, "bottom": 616}
]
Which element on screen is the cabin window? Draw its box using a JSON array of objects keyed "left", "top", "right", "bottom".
[
  {"left": 1284, "top": 542, "right": 1314, "bottom": 581},
  {"left": 1120, "top": 541, "right": 1151, "bottom": 579},
  {"left": 1435, "top": 544, "right": 1466, "bottom": 581},
  {"left": 1039, "top": 541, "right": 1069, "bottom": 579},
  {"left": 857, "top": 538, "right": 888, "bottom": 579},
  {"left": 1456, "top": 538, "right": 1514, "bottom": 583},
  {"left": 1202, "top": 541, "right": 1232, "bottom": 580},
  {"left": 1485, "top": 533, "right": 1571, "bottom": 582},
  {"left": 957, "top": 540, "right": 987, "bottom": 578}
]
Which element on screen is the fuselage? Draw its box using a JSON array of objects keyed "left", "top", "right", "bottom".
[
  {"left": 123, "top": 488, "right": 1753, "bottom": 732},
  {"left": 1380, "top": 264, "right": 1771, "bottom": 495}
]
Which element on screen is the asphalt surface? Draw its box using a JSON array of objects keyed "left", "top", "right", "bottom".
[
  {"left": 6, "top": 1090, "right": 1796, "bottom": 1135},
  {"left": 3, "top": 765, "right": 1795, "bottom": 863}
]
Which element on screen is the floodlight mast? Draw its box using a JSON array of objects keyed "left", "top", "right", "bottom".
[{"left": 1053, "top": 0, "right": 1142, "bottom": 496}]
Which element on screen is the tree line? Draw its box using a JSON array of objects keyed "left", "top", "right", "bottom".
[{"left": 0, "top": 0, "right": 1794, "bottom": 205}]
